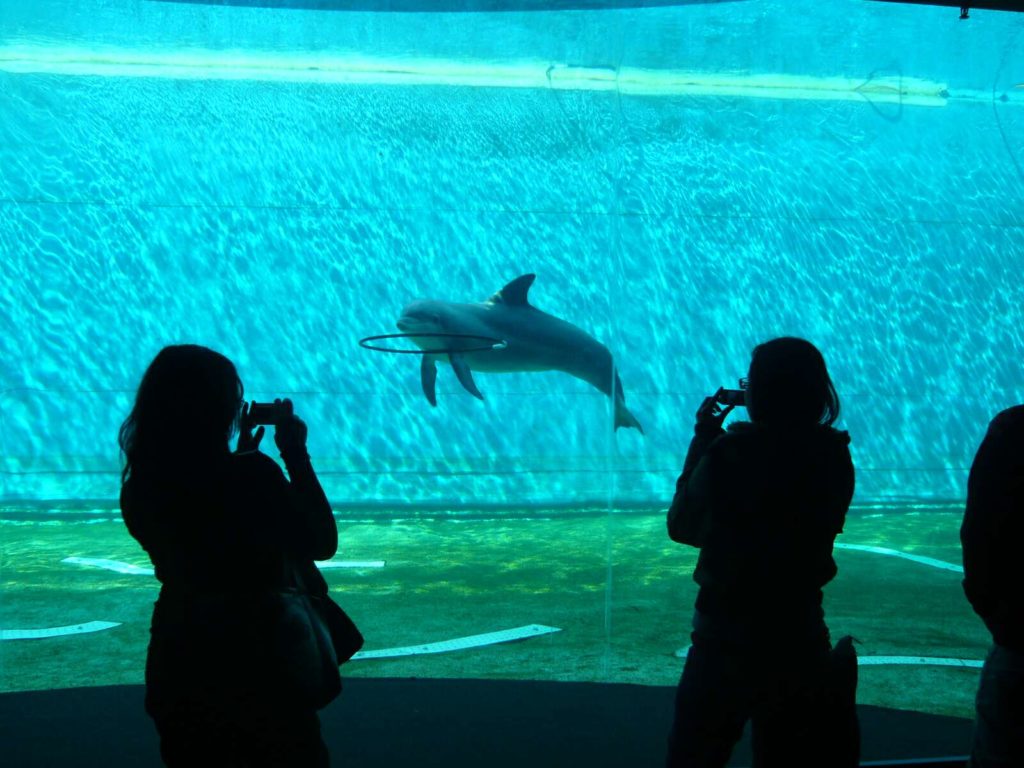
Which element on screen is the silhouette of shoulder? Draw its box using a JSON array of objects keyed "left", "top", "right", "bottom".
[
  {"left": 714, "top": 421, "right": 851, "bottom": 460},
  {"left": 709, "top": 423, "right": 854, "bottom": 520},
  {"left": 987, "top": 405, "right": 1024, "bottom": 436},
  {"left": 970, "top": 406, "right": 1024, "bottom": 487},
  {"left": 231, "top": 449, "right": 288, "bottom": 482},
  {"left": 232, "top": 449, "right": 283, "bottom": 468}
]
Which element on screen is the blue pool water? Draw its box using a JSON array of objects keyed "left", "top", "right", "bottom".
[
  {"left": 2, "top": 1, "right": 1021, "bottom": 505},
  {"left": 0, "top": 0, "right": 1021, "bottom": 714}
]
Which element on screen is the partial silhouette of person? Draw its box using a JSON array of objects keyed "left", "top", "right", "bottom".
[
  {"left": 119, "top": 344, "right": 339, "bottom": 767},
  {"left": 961, "top": 405, "right": 1024, "bottom": 768},
  {"left": 664, "top": 337, "right": 856, "bottom": 768}
]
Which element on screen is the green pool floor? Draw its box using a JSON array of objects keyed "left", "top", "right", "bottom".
[{"left": 0, "top": 505, "right": 988, "bottom": 720}]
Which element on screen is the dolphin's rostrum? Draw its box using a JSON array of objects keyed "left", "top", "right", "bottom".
[{"left": 397, "top": 274, "right": 643, "bottom": 433}]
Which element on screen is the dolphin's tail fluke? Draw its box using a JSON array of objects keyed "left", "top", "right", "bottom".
[
  {"left": 614, "top": 399, "right": 644, "bottom": 434},
  {"left": 608, "top": 369, "right": 644, "bottom": 434}
]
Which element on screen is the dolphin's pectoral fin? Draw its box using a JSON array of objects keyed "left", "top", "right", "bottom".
[
  {"left": 449, "top": 353, "right": 484, "bottom": 401},
  {"left": 487, "top": 274, "right": 536, "bottom": 306},
  {"left": 420, "top": 356, "right": 438, "bottom": 407}
]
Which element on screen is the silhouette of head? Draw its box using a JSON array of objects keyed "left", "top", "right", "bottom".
[
  {"left": 119, "top": 344, "right": 243, "bottom": 482},
  {"left": 746, "top": 337, "right": 839, "bottom": 428}
]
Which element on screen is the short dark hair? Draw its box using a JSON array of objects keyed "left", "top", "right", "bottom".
[
  {"left": 746, "top": 337, "right": 840, "bottom": 427},
  {"left": 118, "top": 345, "right": 243, "bottom": 483}
]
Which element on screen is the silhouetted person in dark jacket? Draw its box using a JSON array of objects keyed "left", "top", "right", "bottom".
[
  {"left": 119, "top": 344, "right": 339, "bottom": 767},
  {"left": 961, "top": 405, "right": 1024, "bottom": 768},
  {"left": 665, "top": 337, "right": 856, "bottom": 768}
]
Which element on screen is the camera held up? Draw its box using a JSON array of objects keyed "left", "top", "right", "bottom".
[
  {"left": 713, "top": 378, "right": 749, "bottom": 408},
  {"left": 248, "top": 401, "right": 289, "bottom": 425}
]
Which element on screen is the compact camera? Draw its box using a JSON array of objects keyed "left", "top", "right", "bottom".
[
  {"left": 714, "top": 389, "right": 748, "bottom": 408},
  {"left": 247, "top": 401, "right": 287, "bottom": 425}
]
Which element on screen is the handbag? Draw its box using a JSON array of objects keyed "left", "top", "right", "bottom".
[
  {"left": 270, "top": 560, "right": 364, "bottom": 709},
  {"left": 291, "top": 557, "right": 365, "bottom": 664},
  {"left": 823, "top": 634, "right": 860, "bottom": 767},
  {"left": 309, "top": 591, "right": 365, "bottom": 664}
]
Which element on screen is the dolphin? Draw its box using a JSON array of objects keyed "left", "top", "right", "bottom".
[{"left": 396, "top": 274, "right": 643, "bottom": 433}]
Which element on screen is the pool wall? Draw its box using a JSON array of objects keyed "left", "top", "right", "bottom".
[{"left": 1, "top": 0, "right": 1022, "bottom": 507}]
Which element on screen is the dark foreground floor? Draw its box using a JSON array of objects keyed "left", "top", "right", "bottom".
[{"left": 0, "top": 678, "right": 973, "bottom": 767}]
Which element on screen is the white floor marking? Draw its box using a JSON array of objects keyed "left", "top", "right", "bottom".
[
  {"left": 317, "top": 560, "right": 386, "bottom": 569},
  {"left": 834, "top": 543, "right": 964, "bottom": 573},
  {"left": 1, "top": 621, "right": 121, "bottom": 640},
  {"left": 63, "top": 556, "right": 153, "bottom": 575},
  {"left": 62, "top": 556, "right": 385, "bottom": 575},
  {"left": 858, "top": 656, "right": 983, "bottom": 668},
  {"left": 673, "top": 646, "right": 984, "bottom": 668},
  {"left": 353, "top": 624, "right": 562, "bottom": 660}
]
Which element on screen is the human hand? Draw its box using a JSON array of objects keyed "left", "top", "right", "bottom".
[
  {"left": 273, "top": 398, "right": 308, "bottom": 457},
  {"left": 236, "top": 401, "right": 265, "bottom": 453},
  {"left": 695, "top": 389, "right": 734, "bottom": 434}
]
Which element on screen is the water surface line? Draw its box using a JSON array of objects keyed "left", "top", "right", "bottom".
[{"left": 0, "top": 45, "right": 959, "bottom": 106}]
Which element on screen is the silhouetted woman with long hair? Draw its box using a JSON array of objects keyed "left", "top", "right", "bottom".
[
  {"left": 119, "top": 344, "right": 338, "bottom": 767},
  {"left": 665, "top": 337, "right": 856, "bottom": 767}
]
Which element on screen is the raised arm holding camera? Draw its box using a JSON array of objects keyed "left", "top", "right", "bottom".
[
  {"left": 239, "top": 397, "right": 337, "bottom": 561},
  {"left": 118, "top": 345, "right": 344, "bottom": 767},
  {"left": 665, "top": 337, "right": 856, "bottom": 768}
]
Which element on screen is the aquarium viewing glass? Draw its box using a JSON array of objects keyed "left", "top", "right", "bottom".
[{"left": 1, "top": 0, "right": 1021, "bottom": 721}]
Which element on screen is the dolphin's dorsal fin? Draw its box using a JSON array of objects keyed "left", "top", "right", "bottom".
[{"left": 488, "top": 274, "right": 536, "bottom": 306}]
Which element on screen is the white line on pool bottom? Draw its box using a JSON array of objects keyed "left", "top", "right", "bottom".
[
  {"left": 673, "top": 645, "right": 983, "bottom": 668},
  {"left": 65, "top": 544, "right": 960, "bottom": 578},
  {"left": 0, "top": 620, "right": 561, "bottom": 659},
  {"left": 834, "top": 543, "right": 964, "bottom": 574},
  {"left": 0, "top": 621, "right": 122, "bottom": 640},
  {"left": 353, "top": 624, "right": 562, "bottom": 660},
  {"left": 61, "top": 556, "right": 385, "bottom": 575},
  {"left": 319, "top": 560, "right": 386, "bottom": 570},
  {"left": 858, "top": 656, "right": 983, "bottom": 668},
  {"left": 63, "top": 556, "right": 153, "bottom": 575}
]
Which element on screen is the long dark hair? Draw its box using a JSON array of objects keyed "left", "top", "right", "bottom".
[
  {"left": 746, "top": 337, "right": 840, "bottom": 428},
  {"left": 118, "top": 345, "right": 243, "bottom": 484}
]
